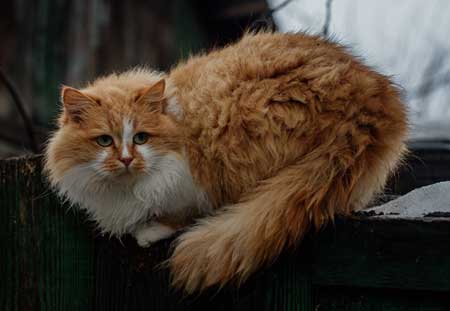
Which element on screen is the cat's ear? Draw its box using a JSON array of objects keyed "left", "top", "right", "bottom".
[
  {"left": 61, "top": 86, "right": 99, "bottom": 124},
  {"left": 135, "top": 79, "right": 165, "bottom": 113}
]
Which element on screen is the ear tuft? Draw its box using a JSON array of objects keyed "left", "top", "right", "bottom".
[
  {"left": 61, "top": 86, "right": 99, "bottom": 124},
  {"left": 135, "top": 79, "right": 166, "bottom": 106}
]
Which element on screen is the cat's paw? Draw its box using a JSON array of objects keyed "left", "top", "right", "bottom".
[{"left": 134, "top": 222, "right": 176, "bottom": 248}]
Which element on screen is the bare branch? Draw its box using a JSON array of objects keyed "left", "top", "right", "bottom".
[
  {"left": 249, "top": 0, "right": 296, "bottom": 32},
  {"left": 410, "top": 46, "right": 450, "bottom": 100},
  {"left": 268, "top": 0, "right": 296, "bottom": 15},
  {"left": 411, "top": 71, "right": 450, "bottom": 100},
  {"left": 322, "top": 0, "right": 333, "bottom": 37}
]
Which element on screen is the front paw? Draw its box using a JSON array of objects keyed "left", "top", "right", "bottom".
[
  {"left": 134, "top": 222, "right": 176, "bottom": 248},
  {"left": 135, "top": 231, "right": 153, "bottom": 248}
]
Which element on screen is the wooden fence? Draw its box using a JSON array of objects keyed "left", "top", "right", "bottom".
[{"left": 1, "top": 156, "right": 450, "bottom": 310}]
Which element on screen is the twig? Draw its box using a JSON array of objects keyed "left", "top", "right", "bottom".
[
  {"left": 411, "top": 72, "right": 450, "bottom": 99},
  {"left": 268, "top": 0, "right": 296, "bottom": 16},
  {"left": 249, "top": 0, "right": 296, "bottom": 31},
  {"left": 322, "top": 0, "right": 333, "bottom": 37},
  {"left": 0, "top": 68, "right": 38, "bottom": 153}
]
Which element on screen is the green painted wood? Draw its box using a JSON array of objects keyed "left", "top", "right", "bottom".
[
  {"left": 2, "top": 155, "right": 450, "bottom": 310},
  {"left": 0, "top": 156, "right": 95, "bottom": 311},
  {"left": 311, "top": 217, "right": 450, "bottom": 291},
  {"left": 92, "top": 235, "right": 313, "bottom": 310},
  {"left": 315, "top": 286, "right": 450, "bottom": 310}
]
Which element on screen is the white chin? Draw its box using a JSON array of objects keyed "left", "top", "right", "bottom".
[{"left": 111, "top": 168, "right": 140, "bottom": 180}]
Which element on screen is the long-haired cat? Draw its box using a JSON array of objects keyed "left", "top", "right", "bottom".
[{"left": 45, "top": 31, "right": 408, "bottom": 293}]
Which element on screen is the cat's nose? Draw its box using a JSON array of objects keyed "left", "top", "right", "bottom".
[{"left": 119, "top": 157, "right": 133, "bottom": 167}]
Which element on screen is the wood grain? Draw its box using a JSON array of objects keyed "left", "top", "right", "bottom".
[
  {"left": 0, "top": 156, "right": 94, "bottom": 311},
  {"left": 311, "top": 217, "right": 450, "bottom": 291}
]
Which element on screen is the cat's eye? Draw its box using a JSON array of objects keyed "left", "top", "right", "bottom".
[
  {"left": 133, "top": 132, "right": 150, "bottom": 145},
  {"left": 96, "top": 135, "right": 113, "bottom": 147}
]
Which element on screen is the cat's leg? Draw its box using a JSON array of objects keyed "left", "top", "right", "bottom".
[{"left": 134, "top": 221, "right": 176, "bottom": 247}]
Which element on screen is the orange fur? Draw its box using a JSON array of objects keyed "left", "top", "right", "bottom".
[
  {"left": 45, "top": 32, "right": 408, "bottom": 294},
  {"left": 46, "top": 70, "right": 180, "bottom": 185},
  {"left": 168, "top": 32, "right": 407, "bottom": 292}
]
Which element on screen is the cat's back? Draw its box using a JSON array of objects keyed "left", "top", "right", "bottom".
[
  {"left": 170, "top": 31, "right": 403, "bottom": 123},
  {"left": 170, "top": 31, "right": 361, "bottom": 104},
  {"left": 171, "top": 32, "right": 348, "bottom": 90},
  {"left": 170, "top": 31, "right": 405, "bottom": 145},
  {"left": 170, "top": 32, "right": 407, "bottom": 203}
]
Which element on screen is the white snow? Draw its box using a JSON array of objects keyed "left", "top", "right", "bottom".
[
  {"left": 268, "top": 0, "right": 450, "bottom": 135},
  {"left": 367, "top": 182, "right": 450, "bottom": 218}
]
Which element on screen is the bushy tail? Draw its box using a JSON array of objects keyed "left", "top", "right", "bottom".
[{"left": 169, "top": 151, "right": 362, "bottom": 293}]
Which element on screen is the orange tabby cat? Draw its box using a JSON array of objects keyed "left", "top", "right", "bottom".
[{"left": 45, "top": 32, "right": 408, "bottom": 293}]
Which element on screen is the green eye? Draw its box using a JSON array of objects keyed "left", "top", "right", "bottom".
[
  {"left": 133, "top": 132, "right": 149, "bottom": 145},
  {"left": 96, "top": 135, "right": 113, "bottom": 147}
]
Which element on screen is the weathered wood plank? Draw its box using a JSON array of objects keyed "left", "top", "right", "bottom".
[
  {"left": 311, "top": 217, "right": 450, "bottom": 292},
  {"left": 315, "top": 286, "right": 450, "bottom": 310},
  {"left": 2, "top": 155, "right": 450, "bottom": 310},
  {"left": 93, "top": 235, "right": 313, "bottom": 310},
  {"left": 0, "top": 156, "right": 95, "bottom": 311}
]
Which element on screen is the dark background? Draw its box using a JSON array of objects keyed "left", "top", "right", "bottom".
[
  {"left": 0, "top": 0, "right": 271, "bottom": 157},
  {"left": 0, "top": 0, "right": 449, "bottom": 194}
]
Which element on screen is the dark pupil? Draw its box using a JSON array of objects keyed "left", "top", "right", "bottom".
[
  {"left": 134, "top": 133, "right": 149, "bottom": 144},
  {"left": 99, "top": 135, "right": 111, "bottom": 145}
]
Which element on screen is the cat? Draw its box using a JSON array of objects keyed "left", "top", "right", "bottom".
[{"left": 45, "top": 31, "right": 408, "bottom": 294}]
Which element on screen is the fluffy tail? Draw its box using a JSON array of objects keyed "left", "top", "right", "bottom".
[{"left": 169, "top": 149, "right": 365, "bottom": 293}]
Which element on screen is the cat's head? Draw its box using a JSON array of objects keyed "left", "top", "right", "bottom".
[{"left": 45, "top": 69, "right": 181, "bottom": 194}]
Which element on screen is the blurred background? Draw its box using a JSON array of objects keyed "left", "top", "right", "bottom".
[{"left": 1, "top": 0, "right": 450, "bottom": 193}]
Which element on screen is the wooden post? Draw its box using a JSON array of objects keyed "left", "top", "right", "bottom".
[
  {"left": 0, "top": 156, "right": 94, "bottom": 311},
  {"left": 1, "top": 156, "right": 450, "bottom": 310}
]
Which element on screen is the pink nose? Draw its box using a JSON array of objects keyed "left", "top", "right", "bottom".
[{"left": 119, "top": 157, "right": 133, "bottom": 166}]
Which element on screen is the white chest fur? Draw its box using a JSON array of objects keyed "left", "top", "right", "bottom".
[{"left": 55, "top": 151, "right": 212, "bottom": 236}]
